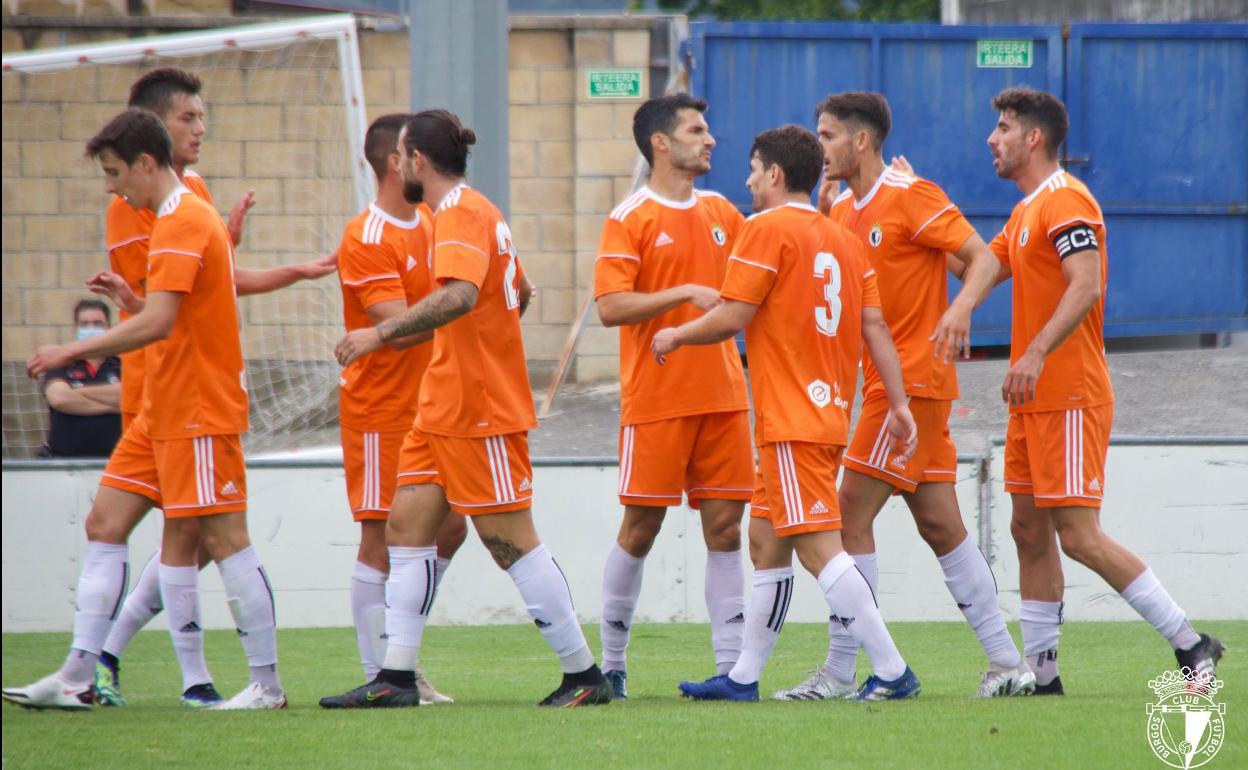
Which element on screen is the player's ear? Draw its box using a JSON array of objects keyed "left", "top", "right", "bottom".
[{"left": 651, "top": 131, "right": 668, "bottom": 158}]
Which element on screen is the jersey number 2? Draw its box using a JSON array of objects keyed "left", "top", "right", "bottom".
[
  {"left": 813, "top": 251, "right": 842, "bottom": 337},
  {"left": 496, "top": 222, "right": 520, "bottom": 310}
]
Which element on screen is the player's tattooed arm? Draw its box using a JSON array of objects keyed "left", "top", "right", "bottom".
[
  {"left": 334, "top": 279, "right": 478, "bottom": 366},
  {"left": 480, "top": 534, "right": 526, "bottom": 570}
]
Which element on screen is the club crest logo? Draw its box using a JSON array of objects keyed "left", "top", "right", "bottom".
[
  {"left": 868, "top": 224, "right": 883, "bottom": 247},
  {"left": 711, "top": 225, "right": 727, "bottom": 246},
  {"left": 1146, "top": 668, "right": 1226, "bottom": 768},
  {"left": 1019, "top": 227, "right": 1030, "bottom": 246}
]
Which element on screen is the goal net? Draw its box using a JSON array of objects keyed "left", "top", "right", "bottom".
[{"left": 2, "top": 14, "right": 371, "bottom": 458}]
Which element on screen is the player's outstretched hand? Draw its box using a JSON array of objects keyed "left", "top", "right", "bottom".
[
  {"left": 886, "top": 403, "right": 919, "bottom": 463},
  {"left": 817, "top": 174, "right": 840, "bottom": 215},
  {"left": 27, "top": 345, "right": 73, "bottom": 379},
  {"left": 86, "top": 271, "right": 143, "bottom": 314},
  {"left": 227, "top": 189, "right": 257, "bottom": 247},
  {"left": 1001, "top": 349, "right": 1043, "bottom": 406},
  {"left": 686, "top": 284, "right": 721, "bottom": 312},
  {"left": 651, "top": 327, "right": 680, "bottom": 365},
  {"left": 890, "top": 155, "right": 914, "bottom": 175},
  {"left": 295, "top": 251, "right": 339, "bottom": 280},
  {"left": 335, "top": 327, "right": 384, "bottom": 367},
  {"left": 930, "top": 303, "right": 972, "bottom": 362}
]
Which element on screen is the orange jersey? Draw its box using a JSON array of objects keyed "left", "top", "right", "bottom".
[
  {"left": 106, "top": 171, "right": 215, "bottom": 415},
  {"left": 989, "top": 169, "right": 1113, "bottom": 413},
  {"left": 142, "top": 185, "right": 248, "bottom": 439},
  {"left": 594, "top": 187, "right": 749, "bottom": 424},
  {"left": 829, "top": 168, "right": 975, "bottom": 401},
  {"left": 416, "top": 185, "right": 536, "bottom": 438},
  {"left": 720, "top": 203, "right": 881, "bottom": 446},
  {"left": 337, "top": 202, "right": 435, "bottom": 431}
]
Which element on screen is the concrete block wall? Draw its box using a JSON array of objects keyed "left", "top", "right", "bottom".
[{"left": 2, "top": 14, "right": 663, "bottom": 455}]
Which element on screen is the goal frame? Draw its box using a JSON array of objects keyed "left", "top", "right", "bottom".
[{"left": 2, "top": 13, "right": 374, "bottom": 211}]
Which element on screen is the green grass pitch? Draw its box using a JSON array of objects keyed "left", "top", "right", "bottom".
[{"left": 3, "top": 621, "right": 1243, "bottom": 769}]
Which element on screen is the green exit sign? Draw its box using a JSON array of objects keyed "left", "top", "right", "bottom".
[
  {"left": 977, "top": 39, "right": 1033, "bottom": 68},
  {"left": 586, "top": 69, "right": 644, "bottom": 99}
]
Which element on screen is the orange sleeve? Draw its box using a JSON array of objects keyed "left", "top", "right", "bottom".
[
  {"left": 906, "top": 179, "right": 975, "bottom": 253},
  {"left": 1044, "top": 188, "right": 1103, "bottom": 260},
  {"left": 862, "top": 267, "right": 882, "bottom": 309},
  {"left": 720, "top": 218, "right": 779, "bottom": 305},
  {"left": 593, "top": 214, "right": 642, "bottom": 298},
  {"left": 339, "top": 235, "right": 405, "bottom": 309},
  {"left": 989, "top": 229, "right": 1010, "bottom": 266},
  {"left": 147, "top": 210, "right": 208, "bottom": 294},
  {"left": 432, "top": 205, "right": 490, "bottom": 289}
]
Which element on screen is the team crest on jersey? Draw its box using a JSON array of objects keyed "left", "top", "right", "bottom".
[
  {"left": 1019, "top": 227, "right": 1030, "bottom": 246},
  {"left": 868, "top": 224, "right": 883, "bottom": 247},
  {"left": 711, "top": 225, "right": 727, "bottom": 246}
]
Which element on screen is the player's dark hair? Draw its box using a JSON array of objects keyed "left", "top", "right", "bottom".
[
  {"left": 632, "top": 93, "right": 708, "bottom": 167},
  {"left": 992, "top": 87, "right": 1068, "bottom": 159},
  {"left": 365, "top": 113, "right": 409, "bottom": 183},
  {"left": 402, "top": 109, "right": 475, "bottom": 177},
  {"left": 73, "top": 298, "right": 111, "bottom": 325},
  {"left": 128, "top": 67, "right": 202, "bottom": 118},
  {"left": 85, "top": 108, "right": 173, "bottom": 168},
  {"left": 814, "top": 91, "right": 892, "bottom": 149},
  {"left": 750, "top": 125, "right": 823, "bottom": 195}
]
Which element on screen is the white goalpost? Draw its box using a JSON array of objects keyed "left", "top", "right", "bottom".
[{"left": 2, "top": 14, "right": 372, "bottom": 457}]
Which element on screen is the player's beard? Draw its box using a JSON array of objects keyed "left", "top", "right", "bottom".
[
  {"left": 402, "top": 179, "right": 424, "bottom": 204},
  {"left": 671, "top": 143, "right": 711, "bottom": 177}
]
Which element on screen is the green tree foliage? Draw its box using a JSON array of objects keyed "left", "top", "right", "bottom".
[{"left": 648, "top": 0, "right": 940, "bottom": 22}]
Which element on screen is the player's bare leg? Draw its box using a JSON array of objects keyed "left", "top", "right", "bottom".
[
  {"left": 1011, "top": 493, "right": 1066, "bottom": 693},
  {"left": 190, "top": 512, "right": 284, "bottom": 710},
  {"left": 697, "top": 499, "right": 747, "bottom": 676},
  {"left": 2, "top": 487, "right": 150, "bottom": 711},
  {"left": 1051, "top": 505, "right": 1221, "bottom": 678},
  {"left": 600, "top": 504, "right": 666, "bottom": 695}
]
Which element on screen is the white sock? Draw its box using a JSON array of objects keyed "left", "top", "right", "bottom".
[
  {"left": 600, "top": 543, "right": 645, "bottom": 672},
  {"left": 1120, "top": 568, "right": 1200, "bottom": 651},
  {"left": 1019, "top": 599, "right": 1063, "bottom": 685},
  {"left": 218, "top": 546, "right": 280, "bottom": 692},
  {"left": 433, "top": 556, "right": 452, "bottom": 607},
  {"left": 818, "top": 552, "right": 906, "bottom": 682},
  {"left": 822, "top": 552, "right": 877, "bottom": 682},
  {"left": 938, "top": 535, "right": 1022, "bottom": 668},
  {"left": 351, "top": 561, "right": 388, "bottom": 679},
  {"left": 509, "top": 545, "right": 594, "bottom": 674},
  {"left": 103, "top": 550, "right": 163, "bottom": 660},
  {"left": 706, "top": 549, "right": 746, "bottom": 675},
  {"left": 728, "top": 567, "right": 793, "bottom": 685},
  {"left": 382, "top": 546, "right": 437, "bottom": 673},
  {"left": 159, "top": 563, "right": 213, "bottom": 690},
  {"left": 60, "top": 541, "right": 129, "bottom": 686}
]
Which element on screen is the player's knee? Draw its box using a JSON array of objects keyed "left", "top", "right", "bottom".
[
  {"left": 1010, "top": 516, "right": 1047, "bottom": 553},
  {"left": 436, "top": 516, "right": 469, "bottom": 558},
  {"left": 84, "top": 505, "right": 128, "bottom": 544},
  {"left": 1056, "top": 529, "right": 1102, "bottom": 567},
  {"left": 703, "top": 519, "right": 741, "bottom": 552},
  {"left": 915, "top": 515, "right": 965, "bottom": 554},
  {"left": 619, "top": 517, "right": 663, "bottom": 555}
]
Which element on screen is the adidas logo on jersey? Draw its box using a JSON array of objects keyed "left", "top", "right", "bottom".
[
  {"left": 1088, "top": 478, "right": 1101, "bottom": 491},
  {"left": 809, "top": 500, "right": 830, "bottom": 516},
  {"left": 518, "top": 477, "right": 532, "bottom": 492},
  {"left": 654, "top": 231, "right": 675, "bottom": 248},
  {"left": 406, "top": 255, "right": 418, "bottom": 271},
  {"left": 221, "top": 480, "right": 239, "bottom": 496}
]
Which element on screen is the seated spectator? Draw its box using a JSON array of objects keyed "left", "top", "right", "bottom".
[{"left": 39, "top": 299, "right": 122, "bottom": 458}]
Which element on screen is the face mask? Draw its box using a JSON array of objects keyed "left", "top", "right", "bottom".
[{"left": 77, "top": 326, "right": 106, "bottom": 341}]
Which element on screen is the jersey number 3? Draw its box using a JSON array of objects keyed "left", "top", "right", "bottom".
[
  {"left": 496, "top": 222, "right": 520, "bottom": 310},
  {"left": 813, "top": 251, "right": 842, "bottom": 337}
]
